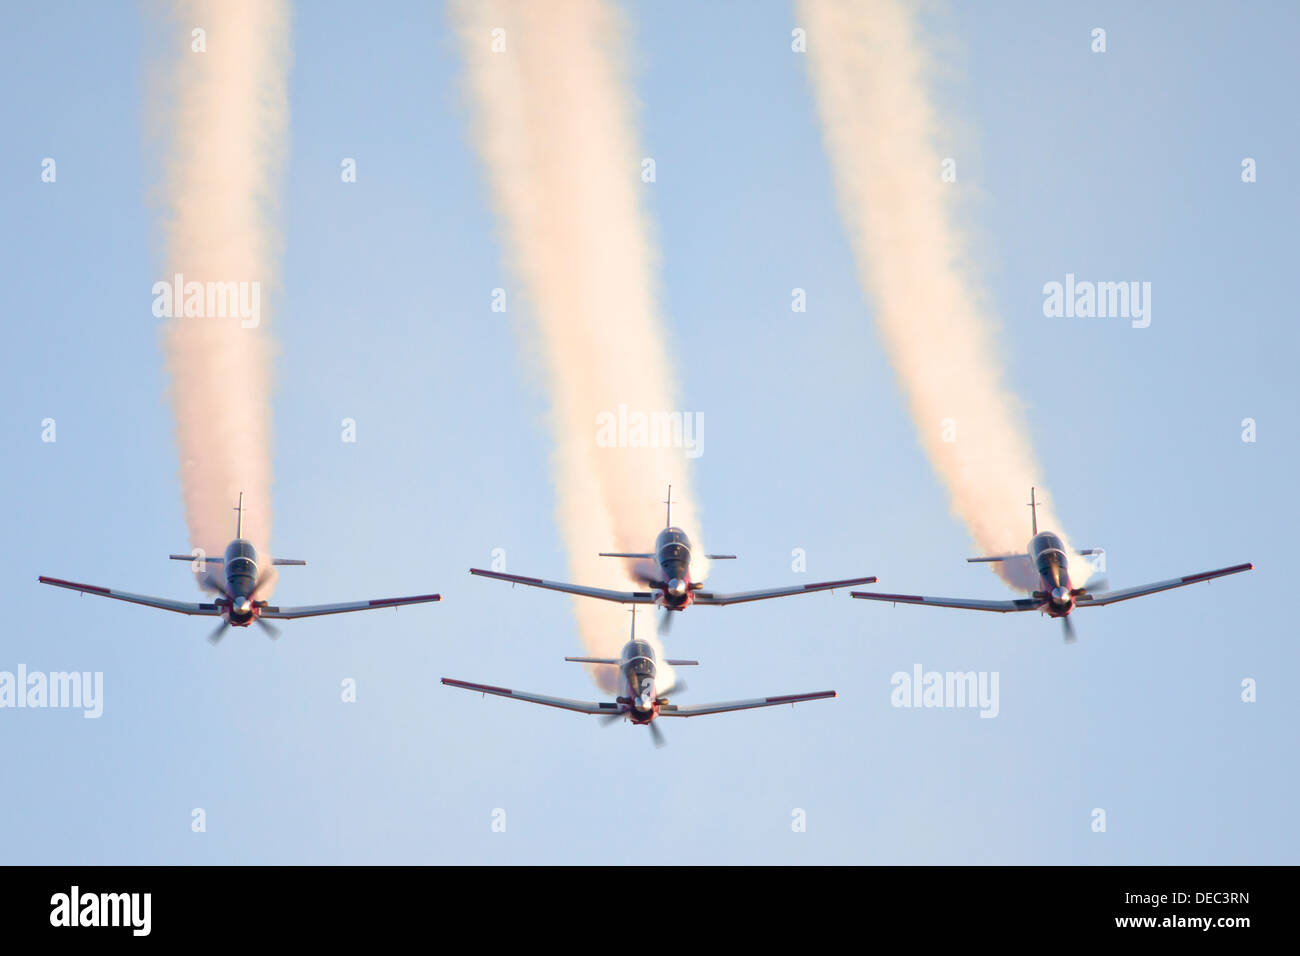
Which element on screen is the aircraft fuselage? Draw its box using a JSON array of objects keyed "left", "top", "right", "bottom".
[
  {"left": 219, "top": 538, "right": 262, "bottom": 626},
  {"left": 651, "top": 527, "right": 694, "bottom": 611},
  {"left": 617, "top": 639, "right": 662, "bottom": 725},
  {"left": 1029, "top": 531, "right": 1075, "bottom": 617}
]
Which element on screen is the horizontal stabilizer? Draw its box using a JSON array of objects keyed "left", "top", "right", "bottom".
[
  {"left": 966, "top": 554, "right": 1028, "bottom": 563},
  {"left": 664, "top": 659, "right": 700, "bottom": 666},
  {"left": 598, "top": 552, "right": 653, "bottom": 559},
  {"left": 705, "top": 554, "right": 737, "bottom": 560},
  {"left": 1074, "top": 548, "right": 1104, "bottom": 556},
  {"left": 170, "top": 554, "right": 305, "bottom": 565},
  {"left": 564, "top": 656, "right": 618, "bottom": 665}
]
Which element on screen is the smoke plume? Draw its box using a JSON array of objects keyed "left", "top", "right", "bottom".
[
  {"left": 451, "top": 0, "right": 706, "bottom": 688},
  {"left": 147, "top": 0, "right": 290, "bottom": 590},
  {"left": 799, "top": 0, "right": 1071, "bottom": 589}
]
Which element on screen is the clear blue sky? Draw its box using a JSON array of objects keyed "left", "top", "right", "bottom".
[{"left": 1, "top": 0, "right": 1294, "bottom": 863}]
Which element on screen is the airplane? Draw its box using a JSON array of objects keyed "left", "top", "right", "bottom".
[
  {"left": 38, "top": 493, "right": 441, "bottom": 643},
  {"left": 850, "top": 488, "right": 1252, "bottom": 642},
  {"left": 441, "top": 611, "right": 835, "bottom": 746},
  {"left": 470, "top": 486, "right": 876, "bottom": 630}
]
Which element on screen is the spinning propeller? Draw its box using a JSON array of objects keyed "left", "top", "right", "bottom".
[
  {"left": 200, "top": 566, "right": 280, "bottom": 644},
  {"left": 601, "top": 679, "right": 687, "bottom": 748}
]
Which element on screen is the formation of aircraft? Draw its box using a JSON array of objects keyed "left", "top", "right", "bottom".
[
  {"left": 37, "top": 485, "right": 1253, "bottom": 738},
  {"left": 471, "top": 486, "right": 876, "bottom": 631},
  {"left": 850, "top": 489, "right": 1252, "bottom": 642},
  {"left": 38, "top": 494, "right": 441, "bottom": 643},
  {"left": 442, "top": 611, "right": 835, "bottom": 747}
]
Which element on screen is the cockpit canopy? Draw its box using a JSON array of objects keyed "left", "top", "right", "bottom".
[
  {"left": 224, "top": 539, "right": 258, "bottom": 585},
  {"left": 655, "top": 527, "right": 691, "bottom": 567},
  {"left": 224, "top": 539, "right": 258, "bottom": 562},
  {"left": 1030, "top": 532, "right": 1065, "bottom": 556},
  {"left": 1030, "top": 533, "right": 1066, "bottom": 582},
  {"left": 622, "top": 640, "right": 657, "bottom": 677}
]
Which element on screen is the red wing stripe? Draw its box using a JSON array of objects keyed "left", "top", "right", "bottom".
[
  {"left": 851, "top": 591, "right": 925, "bottom": 602},
  {"left": 804, "top": 577, "right": 877, "bottom": 590},
  {"left": 38, "top": 576, "right": 111, "bottom": 596},
  {"left": 442, "top": 678, "right": 511, "bottom": 695},
  {"left": 766, "top": 691, "right": 837, "bottom": 704},
  {"left": 368, "top": 594, "right": 440, "bottom": 607},
  {"left": 1180, "top": 563, "right": 1253, "bottom": 584}
]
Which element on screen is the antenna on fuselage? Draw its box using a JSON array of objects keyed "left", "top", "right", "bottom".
[
  {"left": 663, "top": 485, "right": 675, "bottom": 527},
  {"left": 1027, "top": 487, "right": 1039, "bottom": 536},
  {"left": 234, "top": 492, "right": 245, "bottom": 539}
]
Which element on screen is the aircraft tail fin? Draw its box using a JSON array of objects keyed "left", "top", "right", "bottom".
[
  {"left": 234, "top": 492, "right": 245, "bottom": 538},
  {"left": 1027, "top": 487, "right": 1039, "bottom": 535}
]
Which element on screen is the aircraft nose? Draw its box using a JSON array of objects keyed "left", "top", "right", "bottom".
[
  {"left": 237, "top": 597, "right": 252, "bottom": 614},
  {"left": 667, "top": 578, "right": 686, "bottom": 596},
  {"left": 1050, "top": 586, "right": 1068, "bottom": 604}
]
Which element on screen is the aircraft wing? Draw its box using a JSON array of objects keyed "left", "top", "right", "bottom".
[
  {"left": 469, "top": 568, "right": 656, "bottom": 603},
  {"left": 260, "top": 593, "right": 440, "bottom": 619},
  {"left": 850, "top": 590, "right": 1042, "bottom": 613},
  {"left": 693, "top": 576, "right": 877, "bottom": 606},
  {"left": 659, "top": 689, "right": 836, "bottom": 717},
  {"left": 441, "top": 677, "right": 620, "bottom": 716},
  {"left": 1075, "top": 562, "right": 1252, "bottom": 608},
  {"left": 38, "top": 576, "right": 224, "bottom": 616}
]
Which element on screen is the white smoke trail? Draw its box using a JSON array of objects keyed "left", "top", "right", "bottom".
[
  {"left": 147, "top": 0, "right": 290, "bottom": 591},
  {"left": 799, "top": 0, "right": 1071, "bottom": 589},
  {"left": 451, "top": 0, "right": 705, "bottom": 689}
]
